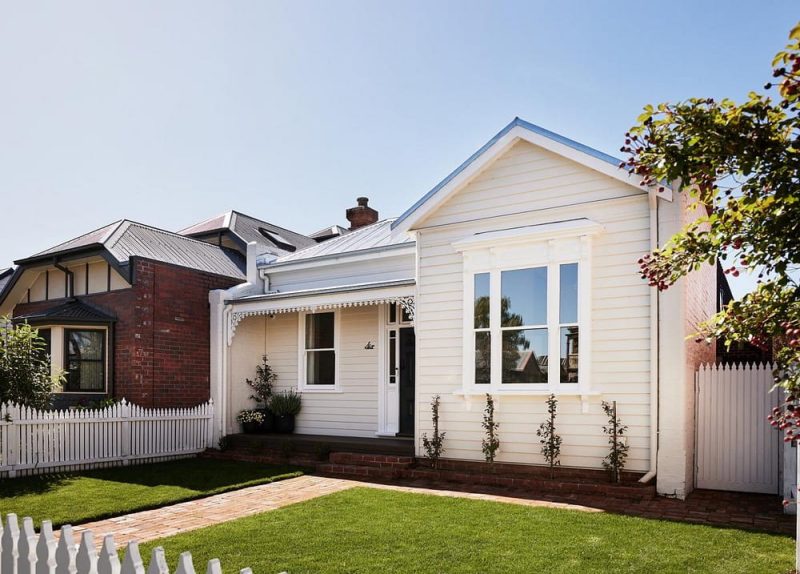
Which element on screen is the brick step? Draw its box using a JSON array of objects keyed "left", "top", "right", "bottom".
[
  {"left": 329, "top": 452, "right": 415, "bottom": 468},
  {"left": 318, "top": 463, "right": 401, "bottom": 480}
]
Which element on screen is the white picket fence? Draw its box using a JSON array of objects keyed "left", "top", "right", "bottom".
[
  {"left": 695, "top": 363, "right": 782, "bottom": 494},
  {"left": 0, "top": 513, "right": 252, "bottom": 574},
  {"left": 0, "top": 400, "right": 214, "bottom": 478}
]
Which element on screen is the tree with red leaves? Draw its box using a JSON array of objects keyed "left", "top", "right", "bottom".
[{"left": 623, "top": 23, "right": 800, "bottom": 438}]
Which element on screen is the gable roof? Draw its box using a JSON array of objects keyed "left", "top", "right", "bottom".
[
  {"left": 392, "top": 117, "right": 672, "bottom": 233},
  {"left": 260, "top": 219, "right": 414, "bottom": 268},
  {"left": 179, "top": 210, "right": 315, "bottom": 257},
  {"left": 16, "top": 220, "right": 246, "bottom": 280}
]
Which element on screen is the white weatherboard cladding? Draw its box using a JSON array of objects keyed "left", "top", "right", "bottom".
[
  {"left": 227, "top": 307, "right": 380, "bottom": 437},
  {"left": 414, "top": 139, "right": 652, "bottom": 471},
  {"left": 265, "top": 252, "right": 415, "bottom": 293}
]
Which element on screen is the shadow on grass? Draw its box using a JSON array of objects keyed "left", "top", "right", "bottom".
[
  {"left": 0, "top": 473, "right": 72, "bottom": 496},
  {"left": 75, "top": 458, "right": 307, "bottom": 491}
]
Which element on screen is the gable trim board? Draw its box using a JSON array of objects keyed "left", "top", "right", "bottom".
[{"left": 392, "top": 117, "right": 672, "bottom": 234}]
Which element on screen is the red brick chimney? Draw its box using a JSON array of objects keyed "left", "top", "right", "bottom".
[{"left": 346, "top": 197, "right": 379, "bottom": 230}]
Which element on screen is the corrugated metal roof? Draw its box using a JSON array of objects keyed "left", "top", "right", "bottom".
[
  {"left": 105, "top": 221, "right": 245, "bottom": 279},
  {"left": 17, "top": 220, "right": 245, "bottom": 280},
  {"left": 31, "top": 221, "right": 122, "bottom": 257},
  {"left": 178, "top": 210, "right": 315, "bottom": 257},
  {"left": 266, "top": 219, "right": 413, "bottom": 266}
]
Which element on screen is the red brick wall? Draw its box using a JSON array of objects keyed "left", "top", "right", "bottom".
[
  {"left": 682, "top": 196, "right": 718, "bottom": 369},
  {"left": 13, "top": 259, "right": 240, "bottom": 408}
]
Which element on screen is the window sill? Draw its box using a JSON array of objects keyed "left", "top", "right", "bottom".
[
  {"left": 453, "top": 389, "right": 598, "bottom": 397},
  {"left": 296, "top": 387, "right": 344, "bottom": 394}
]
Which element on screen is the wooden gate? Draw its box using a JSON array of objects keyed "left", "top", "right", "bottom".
[{"left": 695, "top": 363, "right": 782, "bottom": 494}]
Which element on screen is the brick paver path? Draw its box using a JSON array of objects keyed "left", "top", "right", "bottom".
[{"left": 71, "top": 475, "right": 603, "bottom": 546}]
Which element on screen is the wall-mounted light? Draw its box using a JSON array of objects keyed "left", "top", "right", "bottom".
[{"left": 364, "top": 341, "right": 375, "bottom": 350}]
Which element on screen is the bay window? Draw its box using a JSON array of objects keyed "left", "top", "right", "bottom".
[{"left": 456, "top": 220, "right": 602, "bottom": 394}]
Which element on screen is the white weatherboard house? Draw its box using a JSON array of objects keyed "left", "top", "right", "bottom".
[{"left": 210, "top": 118, "right": 717, "bottom": 499}]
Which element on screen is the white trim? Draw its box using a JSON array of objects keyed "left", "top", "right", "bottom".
[
  {"left": 297, "top": 310, "right": 340, "bottom": 393},
  {"left": 393, "top": 125, "right": 672, "bottom": 234},
  {"left": 453, "top": 219, "right": 604, "bottom": 252},
  {"left": 227, "top": 282, "right": 415, "bottom": 343},
  {"left": 258, "top": 244, "right": 416, "bottom": 274},
  {"left": 458, "top": 229, "right": 595, "bottom": 396}
]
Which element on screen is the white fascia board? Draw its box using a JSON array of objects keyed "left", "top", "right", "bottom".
[
  {"left": 394, "top": 125, "right": 671, "bottom": 235},
  {"left": 452, "top": 218, "right": 604, "bottom": 252},
  {"left": 228, "top": 282, "right": 415, "bottom": 316},
  {"left": 258, "top": 243, "right": 416, "bottom": 276}
]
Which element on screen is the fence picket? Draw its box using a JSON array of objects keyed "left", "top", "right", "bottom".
[
  {"left": 54, "top": 527, "right": 77, "bottom": 574},
  {"left": 173, "top": 553, "right": 195, "bottom": 574},
  {"left": 144, "top": 549, "right": 168, "bottom": 574},
  {"left": 35, "top": 522, "right": 57, "bottom": 574},
  {"left": 18, "top": 518, "right": 37, "bottom": 574},
  {"left": 120, "top": 543, "right": 144, "bottom": 574},
  {"left": 97, "top": 537, "right": 119, "bottom": 574},
  {"left": 2, "top": 515, "right": 20, "bottom": 574}
]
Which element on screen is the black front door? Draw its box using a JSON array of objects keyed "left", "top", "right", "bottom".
[{"left": 398, "top": 327, "right": 415, "bottom": 436}]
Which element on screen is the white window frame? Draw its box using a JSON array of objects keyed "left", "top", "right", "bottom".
[
  {"left": 456, "top": 224, "right": 597, "bottom": 396},
  {"left": 297, "top": 310, "right": 341, "bottom": 392}
]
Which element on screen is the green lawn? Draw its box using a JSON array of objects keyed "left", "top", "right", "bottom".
[
  {"left": 0, "top": 458, "right": 303, "bottom": 527},
  {"left": 141, "top": 488, "right": 793, "bottom": 574}
]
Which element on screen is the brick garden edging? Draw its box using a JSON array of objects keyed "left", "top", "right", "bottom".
[{"left": 203, "top": 448, "right": 795, "bottom": 535}]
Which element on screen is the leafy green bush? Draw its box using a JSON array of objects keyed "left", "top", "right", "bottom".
[
  {"left": 0, "top": 318, "right": 61, "bottom": 409},
  {"left": 268, "top": 390, "right": 302, "bottom": 416}
]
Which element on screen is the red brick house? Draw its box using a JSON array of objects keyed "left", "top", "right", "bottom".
[{"left": 0, "top": 216, "right": 313, "bottom": 408}]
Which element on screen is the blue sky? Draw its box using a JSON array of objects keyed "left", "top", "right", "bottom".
[{"left": 0, "top": 1, "right": 794, "bottom": 297}]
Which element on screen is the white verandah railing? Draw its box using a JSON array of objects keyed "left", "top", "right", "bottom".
[{"left": 0, "top": 400, "right": 214, "bottom": 478}]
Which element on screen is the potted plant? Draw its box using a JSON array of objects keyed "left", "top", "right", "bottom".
[
  {"left": 246, "top": 355, "right": 277, "bottom": 433},
  {"left": 268, "top": 390, "right": 302, "bottom": 433},
  {"left": 237, "top": 409, "right": 265, "bottom": 434}
]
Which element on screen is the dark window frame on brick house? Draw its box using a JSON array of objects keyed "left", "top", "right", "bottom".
[{"left": 63, "top": 328, "right": 108, "bottom": 394}]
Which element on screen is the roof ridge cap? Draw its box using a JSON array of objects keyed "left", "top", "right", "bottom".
[
  {"left": 124, "top": 220, "right": 245, "bottom": 251},
  {"left": 29, "top": 220, "right": 124, "bottom": 257},
  {"left": 177, "top": 211, "right": 233, "bottom": 234}
]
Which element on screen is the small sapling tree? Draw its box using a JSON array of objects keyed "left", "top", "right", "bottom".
[
  {"left": 246, "top": 354, "right": 276, "bottom": 406},
  {"left": 601, "top": 400, "right": 629, "bottom": 483},
  {"left": 421, "top": 394, "right": 446, "bottom": 469},
  {"left": 537, "top": 394, "right": 562, "bottom": 477},
  {"left": 481, "top": 393, "right": 500, "bottom": 465}
]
